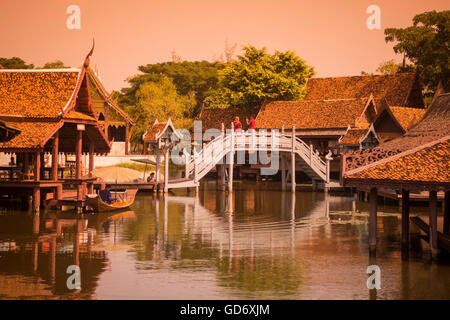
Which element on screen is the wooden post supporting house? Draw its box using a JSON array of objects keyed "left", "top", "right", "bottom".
[
  {"left": 369, "top": 187, "right": 378, "bottom": 253},
  {"left": 444, "top": 191, "right": 450, "bottom": 236},
  {"left": 88, "top": 139, "right": 95, "bottom": 194},
  {"left": 291, "top": 125, "right": 296, "bottom": 193},
  {"left": 429, "top": 190, "right": 438, "bottom": 255},
  {"left": 52, "top": 131, "right": 59, "bottom": 181},
  {"left": 155, "top": 147, "right": 160, "bottom": 184},
  {"left": 401, "top": 189, "right": 410, "bottom": 249}
]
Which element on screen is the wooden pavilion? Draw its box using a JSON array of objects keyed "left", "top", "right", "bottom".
[
  {"left": 87, "top": 68, "right": 134, "bottom": 155},
  {"left": 342, "top": 93, "right": 450, "bottom": 255},
  {"left": 0, "top": 48, "right": 111, "bottom": 212},
  {"left": 142, "top": 118, "right": 181, "bottom": 192}
]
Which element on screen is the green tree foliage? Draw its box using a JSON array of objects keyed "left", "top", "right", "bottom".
[
  {"left": 0, "top": 57, "right": 34, "bottom": 69},
  {"left": 376, "top": 59, "right": 415, "bottom": 74},
  {"left": 40, "top": 60, "right": 69, "bottom": 69},
  {"left": 384, "top": 10, "right": 449, "bottom": 93},
  {"left": 119, "top": 61, "right": 223, "bottom": 115},
  {"left": 125, "top": 76, "right": 195, "bottom": 148},
  {"left": 205, "top": 46, "right": 315, "bottom": 111}
]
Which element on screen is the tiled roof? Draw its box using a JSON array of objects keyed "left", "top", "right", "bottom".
[
  {"left": 390, "top": 106, "right": 427, "bottom": 131},
  {"left": 346, "top": 139, "right": 450, "bottom": 183},
  {"left": 143, "top": 122, "right": 167, "bottom": 142},
  {"left": 339, "top": 128, "right": 368, "bottom": 145},
  {"left": 0, "top": 121, "right": 57, "bottom": 149},
  {"left": 304, "top": 73, "right": 420, "bottom": 107},
  {"left": 199, "top": 107, "right": 255, "bottom": 132},
  {"left": 87, "top": 68, "right": 134, "bottom": 125},
  {"left": 381, "top": 94, "right": 450, "bottom": 151},
  {"left": 343, "top": 94, "right": 450, "bottom": 172},
  {"left": 255, "top": 98, "right": 370, "bottom": 130},
  {"left": 64, "top": 110, "right": 96, "bottom": 121},
  {"left": 0, "top": 70, "right": 80, "bottom": 118}
]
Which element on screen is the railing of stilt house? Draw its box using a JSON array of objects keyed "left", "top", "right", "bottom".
[{"left": 183, "top": 127, "right": 329, "bottom": 183}]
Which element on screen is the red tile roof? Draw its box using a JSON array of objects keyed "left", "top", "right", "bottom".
[
  {"left": 143, "top": 122, "right": 167, "bottom": 142},
  {"left": 256, "top": 98, "right": 372, "bottom": 130},
  {"left": 0, "top": 120, "right": 57, "bottom": 149},
  {"left": 390, "top": 106, "right": 427, "bottom": 131},
  {"left": 338, "top": 128, "right": 368, "bottom": 145},
  {"left": 304, "top": 73, "right": 422, "bottom": 107},
  {"left": 0, "top": 70, "right": 80, "bottom": 118},
  {"left": 346, "top": 139, "right": 450, "bottom": 184}
]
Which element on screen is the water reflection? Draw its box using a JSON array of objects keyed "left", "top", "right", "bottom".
[{"left": 0, "top": 185, "right": 449, "bottom": 299}]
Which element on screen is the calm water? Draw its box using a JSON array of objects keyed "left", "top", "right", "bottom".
[{"left": 0, "top": 180, "right": 449, "bottom": 300}]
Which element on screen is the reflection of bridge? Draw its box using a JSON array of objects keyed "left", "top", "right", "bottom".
[{"left": 166, "top": 130, "right": 331, "bottom": 192}]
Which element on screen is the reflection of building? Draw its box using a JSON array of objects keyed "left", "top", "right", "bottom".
[{"left": 0, "top": 214, "right": 108, "bottom": 299}]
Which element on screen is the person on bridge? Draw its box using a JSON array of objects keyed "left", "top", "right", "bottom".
[
  {"left": 233, "top": 116, "right": 242, "bottom": 133},
  {"left": 246, "top": 116, "right": 256, "bottom": 133}
]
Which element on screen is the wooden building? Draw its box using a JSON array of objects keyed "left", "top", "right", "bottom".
[
  {"left": 0, "top": 50, "right": 111, "bottom": 212},
  {"left": 255, "top": 73, "right": 426, "bottom": 179},
  {"left": 342, "top": 93, "right": 450, "bottom": 255}
]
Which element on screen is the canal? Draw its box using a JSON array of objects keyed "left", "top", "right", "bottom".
[{"left": 0, "top": 180, "right": 449, "bottom": 299}]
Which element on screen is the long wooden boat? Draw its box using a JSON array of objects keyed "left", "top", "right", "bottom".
[
  {"left": 86, "top": 189, "right": 138, "bottom": 213},
  {"left": 410, "top": 216, "right": 450, "bottom": 253}
]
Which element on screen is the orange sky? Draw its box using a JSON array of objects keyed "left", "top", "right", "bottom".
[{"left": 1, "top": 0, "right": 448, "bottom": 91}]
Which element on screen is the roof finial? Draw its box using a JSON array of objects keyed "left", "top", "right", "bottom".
[{"left": 83, "top": 38, "right": 95, "bottom": 68}]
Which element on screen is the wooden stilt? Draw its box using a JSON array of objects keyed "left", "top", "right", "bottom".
[
  {"left": 444, "top": 191, "right": 450, "bottom": 236},
  {"left": 221, "top": 164, "right": 226, "bottom": 191},
  {"left": 369, "top": 187, "right": 377, "bottom": 252},
  {"left": 75, "top": 130, "right": 82, "bottom": 180},
  {"left": 33, "top": 187, "right": 40, "bottom": 212},
  {"left": 429, "top": 190, "right": 438, "bottom": 255},
  {"left": 52, "top": 131, "right": 59, "bottom": 181},
  {"left": 401, "top": 189, "right": 410, "bottom": 250},
  {"left": 34, "top": 151, "right": 40, "bottom": 182},
  {"left": 89, "top": 138, "right": 94, "bottom": 177},
  {"left": 155, "top": 147, "right": 160, "bottom": 183}
]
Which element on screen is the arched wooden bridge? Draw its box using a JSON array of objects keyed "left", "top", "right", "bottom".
[{"left": 165, "top": 130, "right": 331, "bottom": 192}]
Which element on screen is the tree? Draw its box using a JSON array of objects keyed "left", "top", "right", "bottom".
[
  {"left": 0, "top": 57, "right": 34, "bottom": 69},
  {"left": 124, "top": 76, "right": 195, "bottom": 148},
  {"left": 119, "top": 60, "right": 223, "bottom": 116},
  {"left": 41, "top": 60, "right": 69, "bottom": 69},
  {"left": 384, "top": 10, "right": 449, "bottom": 94},
  {"left": 205, "top": 46, "right": 315, "bottom": 110},
  {"left": 376, "top": 59, "right": 415, "bottom": 74}
]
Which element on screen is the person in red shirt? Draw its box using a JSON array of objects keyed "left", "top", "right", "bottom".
[
  {"left": 233, "top": 116, "right": 242, "bottom": 133},
  {"left": 246, "top": 116, "right": 256, "bottom": 133}
]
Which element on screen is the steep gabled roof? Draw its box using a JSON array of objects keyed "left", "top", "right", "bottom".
[
  {"left": 343, "top": 93, "right": 450, "bottom": 173},
  {"left": 87, "top": 68, "right": 134, "bottom": 125},
  {"left": 143, "top": 118, "right": 181, "bottom": 142},
  {"left": 339, "top": 128, "right": 369, "bottom": 145},
  {"left": 256, "top": 97, "right": 375, "bottom": 130},
  {"left": 0, "top": 69, "right": 81, "bottom": 118},
  {"left": 389, "top": 106, "right": 427, "bottom": 132},
  {"left": 304, "top": 73, "right": 423, "bottom": 108}
]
